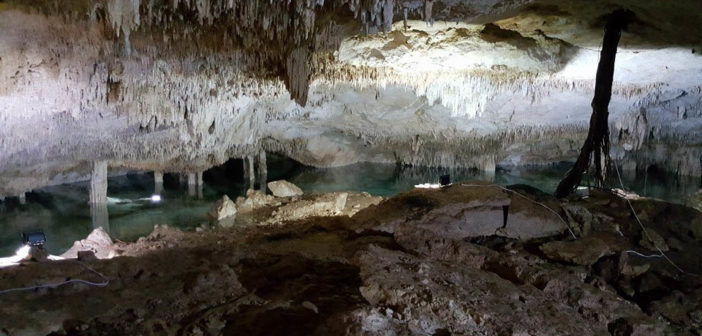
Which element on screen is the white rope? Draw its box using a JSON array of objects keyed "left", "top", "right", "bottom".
[
  {"left": 459, "top": 184, "right": 578, "bottom": 239},
  {"left": 0, "top": 261, "right": 109, "bottom": 296}
]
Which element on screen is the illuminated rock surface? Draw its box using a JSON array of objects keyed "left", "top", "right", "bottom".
[{"left": 0, "top": 0, "right": 701, "bottom": 196}]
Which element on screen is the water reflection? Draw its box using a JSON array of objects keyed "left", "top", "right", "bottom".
[
  {"left": 0, "top": 160, "right": 699, "bottom": 256},
  {"left": 90, "top": 202, "right": 109, "bottom": 233}
]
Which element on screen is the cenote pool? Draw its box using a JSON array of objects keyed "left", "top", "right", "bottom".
[{"left": 0, "top": 158, "right": 699, "bottom": 256}]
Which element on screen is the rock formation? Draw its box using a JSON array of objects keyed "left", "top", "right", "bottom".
[
  {"left": 1, "top": 184, "right": 701, "bottom": 335},
  {"left": 0, "top": 0, "right": 700, "bottom": 196},
  {"left": 268, "top": 180, "right": 304, "bottom": 197}
]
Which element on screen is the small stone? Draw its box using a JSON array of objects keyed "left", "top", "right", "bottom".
[
  {"left": 77, "top": 250, "right": 97, "bottom": 261},
  {"left": 267, "top": 180, "right": 303, "bottom": 197}
]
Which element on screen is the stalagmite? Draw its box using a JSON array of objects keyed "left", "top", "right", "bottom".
[
  {"left": 89, "top": 161, "right": 108, "bottom": 204},
  {"left": 258, "top": 150, "right": 268, "bottom": 193},
  {"left": 424, "top": 0, "right": 434, "bottom": 27},
  {"left": 197, "top": 171, "right": 204, "bottom": 199},
  {"left": 154, "top": 171, "right": 164, "bottom": 195},
  {"left": 90, "top": 202, "right": 110, "bottom": 233},
  {"left": 248, "top": 156, "right": 255, "bottom": 190},
  {"left": 187, "top": 172, "right": 197, "bottom": 197}
]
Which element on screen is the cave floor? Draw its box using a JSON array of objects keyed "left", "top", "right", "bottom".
[{"left": 0, "top": 184, "right": 701, "bottom": 335}]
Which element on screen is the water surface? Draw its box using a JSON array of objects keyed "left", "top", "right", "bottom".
[{"left": 0, "top": 160, "right": 698, "bottom": 256}]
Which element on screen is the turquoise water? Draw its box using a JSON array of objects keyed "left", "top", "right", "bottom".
[{"left": 0, "top": 159, "right": 699, "bottom": 256}]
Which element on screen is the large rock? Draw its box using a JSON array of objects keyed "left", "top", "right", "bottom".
[
  {"left": 61, "top": 227, "right": 115, "bottom": 259},
  {"left": 207, "top": 195, "right": 237, "bottom": 221},
  {"left": 268, "top": 192, "right": 348, "bottom": 223},
  {"left": 235, "top": 189, "right": 277, "bottom": 214},
  {"left": 539, "top": 236, "right": 616, "bottom": 266},
  {"left": 500, "top": 188, "right": 567, "bottom": 240},
  {"left": 367, "top": 183, "right": 565, "bottom": 240},
  {"left": 379, "top": 182, "right": 511, "bottom": 236},
  {"left": 267, "top": 180, "right": 303, "bottom": 197}
]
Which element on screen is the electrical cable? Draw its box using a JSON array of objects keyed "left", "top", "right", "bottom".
[{"left": 0, "top": 260, "right": 109, "bottom": 296}]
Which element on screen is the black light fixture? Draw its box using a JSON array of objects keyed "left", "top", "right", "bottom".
[
  {"left": 439, "top": 174, "right": 450, "bottom": 187},
  {"left": 21, "top": 230, "right": 46, "bottom": 247}
]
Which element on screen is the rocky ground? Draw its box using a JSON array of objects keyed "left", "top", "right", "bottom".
[{"left": 0, "top": 182, "right": 701, "bottom": 336}]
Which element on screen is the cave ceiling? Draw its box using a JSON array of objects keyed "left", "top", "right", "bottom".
[{"left": 0, "top": 0, "right": 700, "bottom": 195}]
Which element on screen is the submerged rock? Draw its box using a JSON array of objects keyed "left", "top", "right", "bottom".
[{"left": 267, "top": 180, "right": 303, "bottom": 197}]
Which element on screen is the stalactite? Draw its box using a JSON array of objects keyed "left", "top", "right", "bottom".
[{"left": 286, "top": 47, "right": 313, "bottom": 106}]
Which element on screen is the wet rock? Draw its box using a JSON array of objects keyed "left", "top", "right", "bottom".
[
  {"left": 639, "top": 229, "right": 669, "bottom": 252},
  {"left": 207, "top": 195, "right": 237, "bottom": 221},
  {"left": 267, "top": 180, "right": 303, "bottom": 197},
  {"left": 540, "top": 236, "right": 615, "bottom": 265},
  {"left": 61, "top": 227, "right": 115, "bottom": 259}
]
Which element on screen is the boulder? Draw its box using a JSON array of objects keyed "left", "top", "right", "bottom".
[
  {"left": 268, "top": 192, "right": 348, "bottom": 223},
  {"left": 267, "top": 180, "right": 303, "bottom": 197},
  {"left": 540, "top": 236, "right": 615, "bottom": 265},
  {"left": 61, "top": 227, "right": 114, "bottom": 259},
  {"left": 207, "top": 195, "right": 237, "bottom": 221},
  {"left": 236, "top": 189, "right": 277, "bottom": 214}
]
